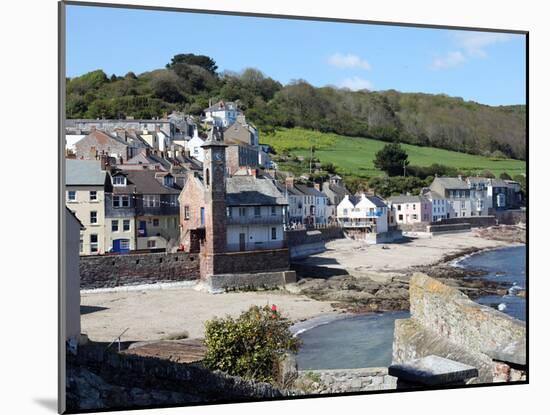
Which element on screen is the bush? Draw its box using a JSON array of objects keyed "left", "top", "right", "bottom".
[{"left": 204, "top": 305, "right": 301, "bottom": 383}]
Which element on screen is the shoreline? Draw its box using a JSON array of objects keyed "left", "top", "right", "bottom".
[{"left": 80, "top": 227, "right": 526, "bottom": 342}]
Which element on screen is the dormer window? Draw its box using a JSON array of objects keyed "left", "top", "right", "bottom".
[
  {"left": 112, "top": 175, "right": 126, "bottom": 186},
  {"left": 164, "top": 175, "right": 174, "bottom": 187}
]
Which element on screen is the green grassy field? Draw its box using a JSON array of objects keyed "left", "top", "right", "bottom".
[{"left": 260, "top": 128, "right": 526, "bottom": 178}]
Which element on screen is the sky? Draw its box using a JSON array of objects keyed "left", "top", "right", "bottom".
[{"left": 66, "top": 5, "right": 526, "bottom": 106}]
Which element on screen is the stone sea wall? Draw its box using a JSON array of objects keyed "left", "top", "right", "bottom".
[
  {"left": 393, "top": 273, "right": 526, "bottom": 384},
  {"left": 294, "top": 368, "right": 396, "bottom": 394},
  {"left": 287, "top": 227, "right": 344, "bottom": 259},
  {"left": 80, "top": 252, "right": 200, "bottom": 289}
]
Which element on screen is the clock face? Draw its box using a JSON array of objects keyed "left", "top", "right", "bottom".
[{"left": 214, "top": 152, "right": 223, "bottom": 162}]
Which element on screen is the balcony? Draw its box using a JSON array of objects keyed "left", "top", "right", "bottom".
[
  {"left": 226, "top": 215, "right": 285, "bottom": 226},
  {"left": 338, "top": 219, "right": 377, "bottom": 230},
  {"left": 226, "top": 240, "right": 287, "bottom": 252}
]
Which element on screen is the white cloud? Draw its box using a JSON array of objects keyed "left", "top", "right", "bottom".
[
  {"left": 431, "top": 51, "right": 466, "bottom": 70},
  {"left": 328, "top": 53, "right": 371, "bottom": 70},
  {"left": 338, "top": 76, "right": 373, "bottom": 91},
  {"left": 431, "top": 31, "right": 514, "bottom": 70},
  {"left": 453, "top": 32, "right": 514, "bottom": 57}
]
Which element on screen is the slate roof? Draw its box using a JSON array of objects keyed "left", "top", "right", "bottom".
[
  {"left": 387, "top": 195, "right": 425, "bottom": 204},
  {"left": 226, "top": 176, "right": 287, "bottom": 206},
  {"left": 66, "top": 159, "right": 106, "bottom": 186},
  {"left": 294, "top": 183, "right": 327, "bottom": 198},
  {"left": 432, "top": 177, "right": 470, "bottom": 190},
  {"left": 205, "top": 100, "right": 241, "bottom": 112},
  {"left": 328, "top": 183, "right": 350, "bottom": 197},
  {"left": 111, "top": 170, "right": 181, "bottom": 195},
  {"left": 366, "top": 195, "right": 388, "bottom": 208}
]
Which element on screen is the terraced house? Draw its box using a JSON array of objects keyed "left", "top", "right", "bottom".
[
  {"left": 105, "top": 170, "right": 181, "bottom": 252},
  {"left": 65, "top": 159, "right": 108, "bottom": 255}
]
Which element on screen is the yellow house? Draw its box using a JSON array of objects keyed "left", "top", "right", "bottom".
[{"left": 65, "top": 159, "right": 107, "bottom": 255}]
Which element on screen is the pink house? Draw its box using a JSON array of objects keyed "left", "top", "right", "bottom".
[{"left": 387, "top": 195, "right": 432, "bottom": 224}]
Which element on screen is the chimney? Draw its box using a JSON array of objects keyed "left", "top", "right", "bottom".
[
  {"left": 285, "top": 176, "right": 295, "bottom": 188},
  {"left": 314, "top": 183, "right": 321, "bottom": 191},
  {"left": 458, "top": 175, "right": 463, "bottom": 181}
]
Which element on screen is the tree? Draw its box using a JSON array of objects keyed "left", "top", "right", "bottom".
[
  {"left": 373, "top": 143, "right": 409, "bottom": 176},
  {"left": 167, "top": 53, "right": 218, "bottom": 74},
  {"left": 480, "top": 170, "right": 495, "bottom": 178},
  {"left": 204, "top": 305, "right": 301, "bottom": 383},
  {"left": 499, "top": 172, "right": 512, "bottom": 180},
  {"left": 150, "top": 71, "right": 184, "bottom": 103}
]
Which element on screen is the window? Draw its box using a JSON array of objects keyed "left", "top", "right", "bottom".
[
  {"left": 111, "top": 220, "right": 119, "bottom": 232},
  {"left": 123, "top": 219, "right": 130, "bottom": 232},
  {"left": 67, "top": 191, "right": 76, "bottom": 201},
  {"left": 90, "top": 211, "right": 97, "bottom": 224},
  {"left": 113, "top": 195, "right": 130, "bottom": 208},
  {"left": 239, "top": 207, "right": 246, "bottom": 217},
  {"left": 184, "top": 206, "right": 190, "bottom": 220},
  {"left": 169, "top": 195, "right": 178, "bottom": 207},
  {"left": 271, "top": 206, "right": 277, "bottom": 216},
  {"left": 153, "top": 218, "right": 160, "bottom": 227},
  {"left": 271, "top": 227, "right": 277, "bottom": 240},
  {"left": 397, "top": 205, "right": 401, "bottom": 211},
  {"left": 79, "top": 238, "right": 83, "bottom": 253},
  {"left": 120, "top": 239, "right": 130, "bottom": 251},
  {"left": 206, "top": 168, "right": 210, "bottom": 186},
  {"left": 164, "top": 175, "right": 174, "bottom": 186},
  {"left": 90, "top": 234, "right": 98, "bottom": 253},
  {"left": 90, "top": 191, "right": 97, "bottom": 201},
  {"left": 412, "top": 214, "right": 418, "bottom": 220},
  {"left": 413, "top": 204, "right": 416, "bottom": 210},
  {"left": 112, "top": 175, "right": 126, "bottom": 186},
  {"left": 226, "top": 207, "right": 232, "bottom": 217},
  {"left": 200, "top": 207, "right": 205, "bottom": 225},
  {"left": 147, "top": 240, "right": 156, "bottom": 248},
  {"left": 143, "top": 195, "right": 160, "bottom": 207},
  {"left": 343, "top": 208, "right": 348, "bottom": 216},
  {"left": 398, "top": 214, "right": 403, "bottom": 221},
  {"left": 193, "top": 147, "right": 199, "bottom": 155},
  {"left": 254, "top": 206, "right": 261, "bottom": 217}
]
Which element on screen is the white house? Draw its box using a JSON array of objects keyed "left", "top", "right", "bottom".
[
  {"left": 203, "top": 100, "right": 242, "bottom": 127},
  {"left": 337, "top": 194, "right": 389, "bottom": 233},
  {"left": 225, "top": 175, "right": 288, "bottom": 251},
  {"left": 187, "top": 127, "right": 205, "bottom": 163}
]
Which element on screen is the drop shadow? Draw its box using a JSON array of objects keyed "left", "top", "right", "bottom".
[{"left": 34, "top": 398, "right": 57, "bottom": 413}]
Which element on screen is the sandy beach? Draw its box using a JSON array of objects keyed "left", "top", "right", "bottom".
[
  {"left": 81, "top": 287, "right": 339, "bottom": 342},
  {"left": 80, "top": 229, "right": 523, "bottom": 343}
]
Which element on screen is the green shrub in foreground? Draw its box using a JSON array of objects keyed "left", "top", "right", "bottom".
[{"left": 204, "top": 305, "right": 301, "bottom": 383}]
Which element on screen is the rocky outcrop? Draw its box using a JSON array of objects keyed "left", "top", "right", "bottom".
[{"left": 392, "top": 273, "right": 526, "bottom": 384}]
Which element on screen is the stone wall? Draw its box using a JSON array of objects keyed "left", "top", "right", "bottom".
[
  {"left": 80, "top": 252, "right": 200, "bottom": 289},
  {"left": 208, "top": 270, "right": 297, "bottom": 292},
  {"left": 393, "top": 273, "right": 526, "bottom": 384},
  {"left": 209, "top": 248, "right": 290, "bottom": 275},
  {"left": 287, "top": 227, "right": 344, "bottom": 259},
  {"left": 294, "top": 368, "right": 396, "bottom": 394},
  {"left": 495, "top": 209, "right": 526, "bottom": 225},
  {"left": 68, "top": 344, "right": 284, "bottom": 411},
  {"left": 427, "top": 223, "right": 471, "bottom": 234},
  {"left": 433, "top": 216, "right": 497, "bottom": 228}
]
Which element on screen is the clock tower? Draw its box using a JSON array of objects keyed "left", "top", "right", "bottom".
[{"left": 201, "top": 126, "right": 228, "bottom": 260}]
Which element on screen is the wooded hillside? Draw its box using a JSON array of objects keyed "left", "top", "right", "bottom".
[{"left": 66, "top": 53, "right": 526, "bottom": 160}]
